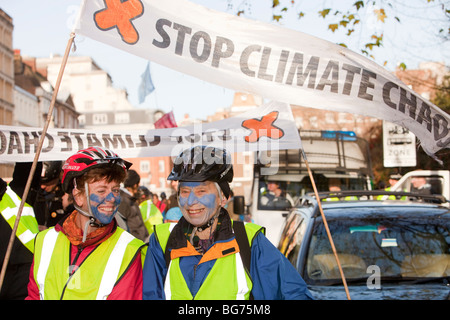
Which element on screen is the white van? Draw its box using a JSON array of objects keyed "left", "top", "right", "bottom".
[
  {"left": 390, "top": 170, "right": 450, "bottom": 203},
  {"left": 240, "top": 130, "right": 373, "bottom": 244}
]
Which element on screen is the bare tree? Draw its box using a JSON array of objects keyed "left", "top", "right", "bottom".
[{"left": 225, "top": 0, "right": 450, "bottom": 69}]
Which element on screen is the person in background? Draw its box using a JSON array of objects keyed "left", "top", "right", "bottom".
[
  {"left": 387, "top": 173, "right": 402, "bottom": 189},
  {"left": 377, "top": 173, "right": 403, "bottom": 200},
  {"left": 260, "top": 181, "right": 292, "bottom": 209},
  {"left": 225, "top": 190, "right": 239, "bottom": 221},
  {"left": 0, "top": 162, "right": 41, "bottom": 300},
  {"left": 160, "top": 192, "right": 168, "bottom": 213},
  {"left": 324, "top": 178, "right": 358, "bottom": 201},
  {"left": 153, "top": 192, "right": 167, "bottom": 214},
  {"left": 26, "top": 147, "right": 144, "bottom": 300},
  {"left": 61, "top": 192, "right": 74, "bottom": 215},
  {"left": 34, "top": 161, "right": 65, "bottom": 230},
  {"left": 137, "top": 186, "right": 163, "bottom": 235},
  {"left": 118, "top": 169, "right": 149, "bottom": 242},
  {"left": 163, "top": 194, "right": 182, "bottom": 223},
  {"left": 151, "top": 193, "right": 160, "bottom": 211},
  {"left": 164, "top": 206, "right": 182, "bottom": 223},
  {"left": 411, "top": 176, "right": 432, "bottom": 195}
]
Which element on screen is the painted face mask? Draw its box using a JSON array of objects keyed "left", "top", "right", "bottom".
[
  {"left": 178, "top": 181, "right": 221, "bottom": 227},
  {"left": 88, "top": 185, "right": 121, "bottom": 225}
]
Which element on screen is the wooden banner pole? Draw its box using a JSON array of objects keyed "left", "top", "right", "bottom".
[
  {"left": 300, "top": 149, "right": 351, "bottom": 300},
  {"left": 0, "top": 33, "right": 75, "bottom": 292}
]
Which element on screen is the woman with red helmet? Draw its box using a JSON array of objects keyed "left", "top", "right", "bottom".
[{"left": 26, "top": 147, "right": 145, "bottom": 300}]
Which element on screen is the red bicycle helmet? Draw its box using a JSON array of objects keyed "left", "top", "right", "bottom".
[{"left": 61, "top": 147, "right": 132, "bottom": 193}]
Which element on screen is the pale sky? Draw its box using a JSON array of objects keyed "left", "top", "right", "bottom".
[{"left": 1, "top": 0, "right": 448, "bottom": 123}]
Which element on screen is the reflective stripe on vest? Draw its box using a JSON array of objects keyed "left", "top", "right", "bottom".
[
  {"left": 156, "top": 222, "right": 262, "bottom": 300},
  {"left": 323, "top": 196, "right": 358, "bottom": 201},
  {"left": 0, "top": 186, "right": 39, "bottom": 252},
  {"left": 33, "top": 227, "right": 142, "bottom": 300},
  {"left": 36, "top": 228, "right": 59, "bottom": 300},
  {"left": 97, "top": 231, "right": 136, "bottom": 299},
  {"left": 164, "top": 251, "right": 251, "bottom": 300}
]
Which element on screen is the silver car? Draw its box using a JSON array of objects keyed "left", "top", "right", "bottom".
[{"left": 278, "top": 191, "right": 450, "bottom": 300}]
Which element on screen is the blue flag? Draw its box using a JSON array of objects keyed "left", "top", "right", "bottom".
[{"left": 138, "top": 62, "right": 155, "bottom": 103}]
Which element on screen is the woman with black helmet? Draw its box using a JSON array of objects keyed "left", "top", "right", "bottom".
[
  {"left": 143, "top": 146, "right": 313, "bottom": 300},
  {"left": 26, "top": 147, "right": 145, "bottom": 300}
]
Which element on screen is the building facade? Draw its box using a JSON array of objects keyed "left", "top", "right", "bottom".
[
  {"left": 34, "top": 54, "right": 175, "bottom": 195},
  {"left": 0, "top": 10, "right": 14, "bottom": 177},
  {"left": 78, "top": 107, "right": 174, "bottom": 196},
  {"left": 395, "top": 61, "right": 449, "bottom": 102},
  {"left": 36, "top": 55, "right": 134, "bottom": 114},
  {"left": 15, "top": 52, "right": 79, "bottom": 130},
  {"left": 0, "top": 9, "right": 13, "bottom": 126}
]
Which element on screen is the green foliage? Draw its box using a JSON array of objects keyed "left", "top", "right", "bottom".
[{"left": 432, "top": 75, "right": 450, "bottom": 115}]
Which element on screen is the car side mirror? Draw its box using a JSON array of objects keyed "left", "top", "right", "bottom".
[{"left": 233, "top": 196, "right": 245, "bottom": 215}]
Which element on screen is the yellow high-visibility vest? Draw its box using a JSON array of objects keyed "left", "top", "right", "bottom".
[
  {"left": 139, "top": 200, "right": 163, "bottom": 234},
  {"left": 155, "top": 222, "right": 263, "bottom": 300},
  {"left": 0, "top": 186, "right": 39, "bottom": 253},
  {"left": 33, "top": 227, "right": 143, "bottom": 300}
]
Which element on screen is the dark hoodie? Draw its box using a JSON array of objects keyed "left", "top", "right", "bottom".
[{"left": 0, "top": 162, "right": 42, "bottom": 299}]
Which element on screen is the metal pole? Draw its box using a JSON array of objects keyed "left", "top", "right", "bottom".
[
  {"left": 0, "top": 33, "right": 75, "bottom": 292},
  {"left": 300, "top": 149, "right": 351, "bottom": 300}
]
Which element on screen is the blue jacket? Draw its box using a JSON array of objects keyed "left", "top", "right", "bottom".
[{"left": 142, "top": 210, "right": 313, "bottom": 300}]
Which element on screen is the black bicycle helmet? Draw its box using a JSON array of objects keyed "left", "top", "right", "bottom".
[
  {"left": 138, "top": 185, "right": 152, "bottom": 197},
  {"left": 168, "top": 146, "right": 233, "bottom": 198}
]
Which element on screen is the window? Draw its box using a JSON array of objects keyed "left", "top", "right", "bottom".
[
  {"left": 115, "top": 112, "right": 130, "bottom": 124},
  {"left": 140, "top": 178, "right": 150, "bottom": 187},
  {"left": 158, "top": 160, "right": 165, "bottom": 172},
  {"left": 306, "top": 215, "right": 450, "bottom": 281},
  {"left": 140, "top": 160, "right": 150, "bottom": 173},
  {"left": 78, "top": 115, "right": 86, "bottom": 126},
  {"left": 258, "top": 179, "right": 295, "bottom": 211},
  {"left": 93, "top": 113, "right": 108, "bottom": 125},
  {"left": 325, "top": 113, "right": 335, "bottom": 124},
  {"left": 159, "top": 177, "right": 166, "bottom": 189},
  {"left": 409, "top": 176, "right": 444, "bottom": 195},
  {"left": 278, "top": 213, "right": 306, "bottom": 267}
]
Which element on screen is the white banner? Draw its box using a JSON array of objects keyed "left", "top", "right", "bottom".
[
  {"left": 74, "top": 0, "right": 450, "bottom": 159},
  {"left": 0, "top": 101, "right": 300, "bottom": 163}
]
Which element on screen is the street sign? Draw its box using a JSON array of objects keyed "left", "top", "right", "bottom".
[{"left": 383, "top": 121, "right": 417, "bottom": 167}]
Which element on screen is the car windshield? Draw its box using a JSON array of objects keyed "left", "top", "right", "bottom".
[{"left": 306, "top": 214, "right": 450, "bottom": 284}]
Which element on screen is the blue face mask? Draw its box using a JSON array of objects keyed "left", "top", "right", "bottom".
[{"left": 89, "top": 191, "right": 121, "bottom": 225}]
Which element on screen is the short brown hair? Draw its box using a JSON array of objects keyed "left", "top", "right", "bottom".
[{"left": 71, "top": 166, "right": 126, "bottom": 199}]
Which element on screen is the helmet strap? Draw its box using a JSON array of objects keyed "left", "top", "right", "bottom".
[
  {"left": 74, "top": 182, "right": 104, "bottom": 242},
  {"left": 82, "top": 220, "right": 90, "bottom": 243},
  {"left": 196, "top": 215, "right": 216, "bottom": 232},
  {"left": 218, "top": 180, "right": 231, "bottom": 199}
]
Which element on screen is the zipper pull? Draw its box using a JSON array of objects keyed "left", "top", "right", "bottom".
[{"left": 193, "top": 264, "right": 197, "bottom": 280}]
